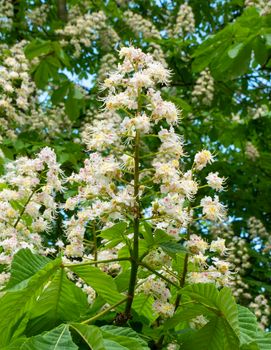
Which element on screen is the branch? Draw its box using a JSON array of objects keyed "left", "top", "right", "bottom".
[
  {"left": 64, "top": 257, "right": 130, "bottom": 268},
  {"left": 57, "top": 0, "right": 68, "bottom": 22},
  {"left": 80, "top": 297, "right": 128, "bottom": 324}
]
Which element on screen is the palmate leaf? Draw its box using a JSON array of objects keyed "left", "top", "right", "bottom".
[
  {"left": 26, "top": 268, "right": 89, "bottom": 335},
  {"left": 181, "top": 316, "right": 239, "bottom": 350},
  {"left": 179, "top": 284, "right": 241, "bottom": 349},
  {"left": 70, "top": 324, "right": 105, "bottom": 350},
  {"left": 132, "top": 293, "right": 157, "bottom": 324},
  {"left": 181, "top": 284, "right": 239, "bottom": 330},
  {"left": 6, "top": 249, "right": 50, "bottom": 290},
  {"left": 238, "top": 305, "right": 258, "bottom": 346},
  {"left": 192, "top": 7, "right": 263, "bottom": 79},
  {"left": 216, "top": 287, "right": 239, "bottom": 336},
  {"left": 101, "top": 326, "right": 149, "bottom": 350},
  {"left": 24, "top": 39, "right": 53, "bottom": 60},
  {"left": 71, "top": 323, "right": 150, "bottom": 350},
  {"left": 241, "top": 332, "right": 271, "bottom": 350},
  {"left": 21, "top": 324, "right": 78, "bottom": 350},
  {"left": 163, "top": 303, "right": 214, "bottom": 331},
  {"left": 254, "top": 332, "right": 271, "bottom": 350},
  {"left": 181, "top": 283, "right": 220, "bottom": 310},
  {"left": 69, "top": 264, "right": 125, "bottom": 306},
  {"left": 177, "top": 284, "right": 268, "bottom": 349},
  {"left": 0, "top": 254, "right": 61, "bottom": 346},
  {"left": 99, "top": 222, "right": 127, "bottom": 248}
]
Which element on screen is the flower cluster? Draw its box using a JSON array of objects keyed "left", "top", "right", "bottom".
[
  {"left": 248, "top": 216, "right": 269, "bottom": 240},
  {"left": 189, "top": 315, "right": 209, "bottom": 329},
  {"left": 56, "top": 10, "right": 119, "bottom": 58},
  {"left": 192, "top": 69, "right": 214, "bottom": 106},
  {"left": 26, "top": 4, "right": 49, "bottom": 27},
  {"left": 228, "top": 236, "right": 251, "bottom": 275},
  {"left": 186, "top": 235, "right": 232, "bottom": 287},
  {"left": 245, "top": 141, "right": 260, "bottom": 161},
  {"left": 231, "top": 274, "right": 252, "bottom": 301},
  {"left": 29, "top": 103, "right": 73, "bottom": 139},
  {"left": 250, "top": 104, "right": 269, "bottom": 119},
  {"left": 97, "top": 53, "right": 118, "bottom": 83},
  {"left": 64, "top": 46, "right": 228, "bottom": 318},
  {"left": 208, "top": 223, "right": 253, "bottom": 300},
  {"left": 173, "top": 3, "right": 195, "bottom": 37},
  {"left": 143, "top": 248, "right": 171, "bottom": 269},
  {"left": 137, "top": 274, "right": 174, "bottom": 318},
  {"left": 0, "top": 148, "right": 63, "bottom": 285},
  {"left": 0, "top": 41, "right": 36, "bottom": 140},
  {"left": 0, "top": 0, "right": 13, "bottom": 31},
  {"left": 0, "top": 41, "right": 70, "bottom": 141},
  {"left": 249, "top": 295, "right": 270, "bottom": 330},
  {"left": 123, "top": 10, "right": 161, "bottom": 39},
  {"left": 245, "top": 0, "right": 271, "bottom": 15}
]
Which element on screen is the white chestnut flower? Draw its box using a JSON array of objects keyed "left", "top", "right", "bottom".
[
  {"left": 194, "top": 150, "right": 214, "bottom": 170},
  {"left": 206, "top": 172, "right": 226, "bottom": 191}
]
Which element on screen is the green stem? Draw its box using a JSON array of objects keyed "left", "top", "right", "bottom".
[
  {"left": 13, "top": 189, "right": 37, "bottom": 228},
  {"left": 81, "top": 297, "right": 128, "bottom": 324},
  {"left": 93, "top": 226, "right": 97, "bottom": 267},
  {"left": 174, "top": 230, "right": 190, "bottom": 310},
  {"left": 64, "top": 257, "right": 130, "bottom": 268},
  {"left": 125, "top": 129, "right": 140, "bottom": 318},
  {"left": 139, "top": 262, "right": 180, "bottom": 289}
]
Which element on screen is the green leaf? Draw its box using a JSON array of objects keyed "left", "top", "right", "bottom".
[
  {"left": 264, "top": 33, "right": 271, "bottom": 47},
  {"left": 65, "top": 97, "right": 81, "bottom": 121},
  {"left": 182, "top": 316, "right": 239, "bottom": 350},
  {"left": 26, "top": 269, "right": 88, "bottom": 335},
  {"left": 51, "top": 82, "right": 70, "bottom": 105},
  {"left": 34, "top": 59, "right": 59, "bottom": 89},
  {"left": 238, "top": 305, "right": 258, "bottom": 346},
  {"left": 2, "top": 337, "right": 28, "bottom": 350},
  {"left": 69, "top": 265, "right": 124, "bottom": 306},
  {"left": 181, "top": 283, "right": 219, "bottom": 310},
  {"left": 228, "top": 42, "right": 244, "bottom": 59},
  {"left": 100, "top": 222, "right": 127, "bottom": 241},
  {"left": 180, "top": 284, "right": 242, "bottom": 349},
  {"left": 71, "top": 324, "right": 150, "bottom": 350},
  {"left": 172, "top": 251, "right": 186, "bottom": 274},
  {"left": 163, "top": 303, "right": 213, "bottom": 331},
  {"left": 24, "top": 40, "right": 53, "bottom": 60},
  {"left": 73, "top": 87, "right": 84, "bottom": 100},
  {"left": 101, "top": 325, "right": 150, "bottom": 350},
  {"left": 70, "top": 323, "right": 106, "bottom": 350},
  {"left": 102, "top": 340, "right": 127, "bottom": 349},
  {"left": 254, "top": 331, "right": 271, "bottom": 350},
  {"left": 141, "top": 222, "right": 154, "bottom": 246},
  {"left": 159, "top": 241, "right": 186, "bottom": 255},
  {"left": 0, "top": 257, "right": 61, "bottom": 346},
  {"left": 100, "top": 222, "right": 128, "bottom": 249},
  {"left": 132, "top": 294, "right": 157, "bottom": 324},
  {"left": 216, "top": 287, "right": 239, "bottom": 337},
  {"left": 6, "top": 249, "right": 50, "bottom": 290},
  {"left": 52, "top": 42, "right": 70, "bottom": 67},
  {"left": 21, "top": 324, "right": 78, "bottom": 350},
  {"left": 153, "top": 229, "right": 173, "bottom": 244}
]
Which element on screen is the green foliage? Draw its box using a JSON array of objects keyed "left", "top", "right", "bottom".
[
  {"left": 0, "top": 251, "right": 61, "bottom": 346},
  {"left": 21, "top": 324, "right": 78, "bottom": 350},
  {"left": 26, "top": 269, "right": 88, "bottom": 334},
  {"left": 2, "top": 249, "right": 267, "bottom": 349},
  {"left": 69, "top": 265, "right": 125, "bottom": 306},
  {"left": 193, "top": 8, "right": 271, "bottom": 79}
]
